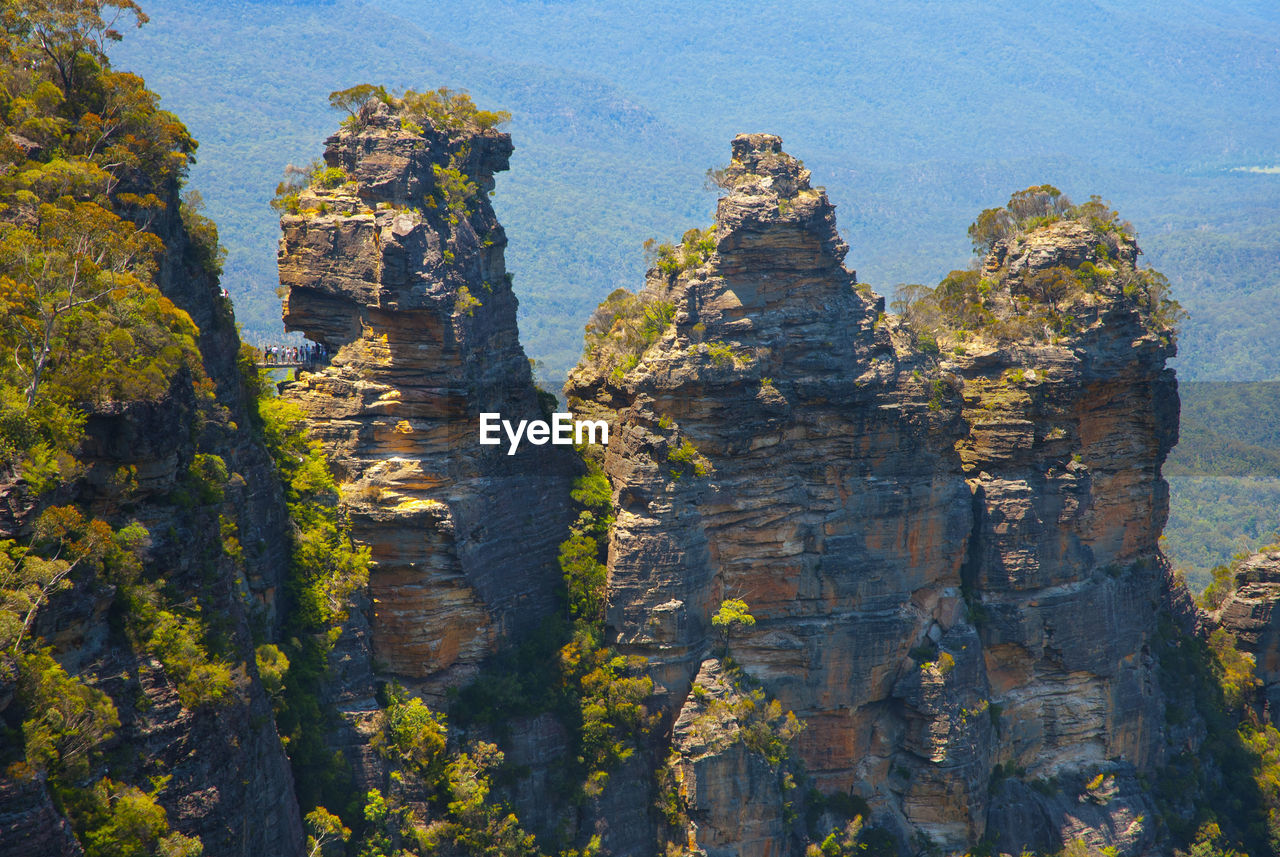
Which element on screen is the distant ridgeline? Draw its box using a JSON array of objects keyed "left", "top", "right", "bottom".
[{"left": 9, "top": 4, "right": 1280, "bottom": 856}]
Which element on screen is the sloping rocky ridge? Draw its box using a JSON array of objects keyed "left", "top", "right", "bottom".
[
  {"left": 0, "top": 167, "right": 305, "bottom": 852},
  {"left": 277, "top": 101, "right": 577, "bottom": 715},
  {"left": 566, "top": 134, "right": 1182, "bottom": 855}
]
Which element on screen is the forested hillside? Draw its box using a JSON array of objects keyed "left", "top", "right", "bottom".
[
  {"left": 109, "top": 0, "right": 1280, "bottom": 388},
  {"left": 1166, "top": 382, "right": 1280, "bottom": 589}
]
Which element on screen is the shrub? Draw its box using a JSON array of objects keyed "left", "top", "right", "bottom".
[
  {"left": 454, "top": 285, "right": 482, "bottom": 316},
  {"left": 371, "top": 684, "right": 447, "bottom": 781},
  {"left": 400, "top": 87, "right": 511, "bottom": 132},
  {"left": 64, "top": 778, "right": 202, "bottom": 857},
  {"left": 146, "top": 610, "right": 234, "bottom": 710},
  {"left": 667, "top": 437, "right": 710, "bottom": 478},
  {"left": 561, "top": 533, "right": 607, "bottom": 623},
  {"left": 582, "top": 287, "right": 676, "bottom": 381},
  {"left": 313, "top": 166, "right": 347, "bottom": 189}
]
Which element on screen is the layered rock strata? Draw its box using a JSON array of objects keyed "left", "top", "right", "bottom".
[
  {"left": 1, "top": 171, "right": 306, "bottom": 854},
  {"left": 566, "top": 134, "right": 1180, "bottom": 855},
  {"left": 1216, "top": 548, "right": 1280, "bottom": 722},
  {"left": 278, "top": 100, "right": 576, "bottom": 701}
]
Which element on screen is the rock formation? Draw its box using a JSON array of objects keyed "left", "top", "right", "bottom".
[
  {"left": 1215, "top": 548, "right": 1280, "bottom": 722},
  {"left": 277, "top": 100, "right": 577, "bottom": 703},
  {"left": 1, "top": 158, "right": 306, "bottom": 855},
  {"left": 566, "top": 134, "right": 1181, "bottom": 855}
]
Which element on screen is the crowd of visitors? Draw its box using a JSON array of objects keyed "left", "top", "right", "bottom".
[{"left": 256, "top": 342, "right": 329, "bottom": 366}]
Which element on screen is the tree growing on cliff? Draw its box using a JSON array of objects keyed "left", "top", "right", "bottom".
[
  {"left": 712, "top": 598, "right": 755, "bottom": 647},
  {"left": 12, "top": 0, "right": 148, "bottom": 103},
  {"left": 327, "top": 83, "right": 388, "bottom": 126}
]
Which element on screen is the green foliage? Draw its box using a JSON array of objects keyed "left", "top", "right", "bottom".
[
  {"left": 704, "top": 340, "right": 746, "bottom": 369},
  {"left": 257, "top": 395, "right": 370, "bottom": 630},
  {"left": 1152, "top": 618, "right": 1270, "bottom": 853},
  {"left": 1173, "top": 823, "right": 1244, "bottom": 857},
  {"left": 455, "top": 285, "right": 482, "bottom": 316},
  {"left": 450, "top": 445, "right": 653, "bottom": 819},
  {"left": 1209, "top": 628, "right": 1259, "bottom": 712},
  {"left": 805, "top": 818, "right": 866, "bottom": 857},
  {"left": 0, "top": 19, "right": 206, "bottom": 486},
  {"left": 562, "top": 635, "right": 655, "bottom": 795},
  {"left": 270, "top": 161, "right": 319, "bottom": 215},
  {"left": 179, "top": 189, "right": 226, "bottom": 278},
  {"left": 644, "top": 226, "right": 715, "bottom": 277},
  {"left": 423, "top": 742, "right": 541, "bottom": 856},
  {"left": 667, "top": 437, "right": 710, "bottom": 478},
  {"left": 711, "top": 598, "right": 755, "bottom": 643},
  {"left": 305, "top": 806, "right": 351, "bottom": 857},
  {"left": 894, "top": 188, "right": 1179, "bottom": 349},
  {"left": 1200, "top": 563, "right": 1239, "bottom": 611},
  {"left": 370, "top": 684, "right": 447, "bottom": 782},
  {"left": 64, "top": 777, "right": 203, "bottom": 857},
  {"left": 967, "top": 184, "right": 1074, "bottom": 254},
  {"left": 254, "top": 643, "right": 289, "bottom": 702},
  {"left": 433, "top": 154, "right": 478, "bottom": 223},
  {"left": 327, "top": 83, "right": 390, "bottom": 126},
  {"left": 19, "top": 648, "right": 119, "bottom": 781},
  {"left": 247, "top": 385, "right": 370, "bottom": 819},
  {"left": 314, "top": 166, "right": 348, "bottom": 189},
  {"left": 399, "top": 86, "right": 511, "bottom": 132},
  {"left": 178, "top": 452, "right": 228, "bottom": 506},
  {"left": 581, "top": 288, "right": 675, "bottom": 381},
  {"left": 0, "top": 505, "right": 114, "bottom": 655},
  {"left": 145, "top": 609, "right": 234, "bottom": 709},
  {"left": 560, "top": 533, "right": 606, "bottom": 624}
]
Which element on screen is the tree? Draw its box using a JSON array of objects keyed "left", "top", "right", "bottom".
[
  {"left": 370, "top": 684, "right": 447, "bottom": 781},
  {"left": 66, "top": 777, "right": 202, "bottom": 857},
  {"left": 19, "top": 649, "right": 119, "bottom": 780},
  {"left": 327, "top": 83, "right": 388, "bottom": 125},
  {"left": 560, "top": 533, "right": 606, "bottom": 623},
  {"left": 15, "top": 0, "right": 149, "bottom": 103},
  {"left": 1, "top": 505, "right": 113, "bottom": 655},
  {"left": 304, "top": 807, "right": 350, "bottom": 857},
  {"left": 712, "top": 598, "right": 756, "bottom": 645},
  {"left": 0, "top": 200, "right": 163, "bottom": 406}
]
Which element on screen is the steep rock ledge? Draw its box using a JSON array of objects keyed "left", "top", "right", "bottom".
[
  {"left": 278, "top": 101, "right": 576, "bottom": 702},
  {"left": 568, "top": 134, "right": 980, "bottom": 852},
  {"left": 940, "top": 219, "right": 1179, "bottom": 855}
]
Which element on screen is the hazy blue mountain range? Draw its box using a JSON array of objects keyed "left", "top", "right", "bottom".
[{"left": 111, "top": 0, "right": 1280, "bottom": 390}]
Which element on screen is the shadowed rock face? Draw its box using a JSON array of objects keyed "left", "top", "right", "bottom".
[
  {"left": 567, "top": 133, "right": 1179, "bottom": 855},
  {"left": 278, "top": 101, "right": 576, "bottom": 700},
  {"left": 1216, "top": 549, "right": 1280, "bottom": 722}
]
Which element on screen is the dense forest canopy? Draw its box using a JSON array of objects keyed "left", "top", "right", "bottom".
[{"left": 107, "top": 0, "right": 1280, "bottom": 390}]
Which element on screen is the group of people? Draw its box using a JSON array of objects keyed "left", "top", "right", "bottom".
[{"left": 258, "top": 342, "right": 329, "bottom": 366}]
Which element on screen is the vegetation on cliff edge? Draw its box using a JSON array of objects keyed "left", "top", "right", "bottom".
[{"left": 893, "top": 185, "right": 1183, "bottom": 348}]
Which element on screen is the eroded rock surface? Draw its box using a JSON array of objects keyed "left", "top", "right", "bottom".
[
  {"left": 278, "top": 101, "right": 576, "bottom": 701},
  {"left": 1216, "top": 549, "right": 1280, "bottom": 721},
  {"left": 566, "top": 134, "right": 1181, "bottom": 854}
]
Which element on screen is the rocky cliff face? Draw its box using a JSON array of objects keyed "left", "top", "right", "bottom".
[
  {"left": 0, "top": 174, "right": 306, "bottom": 854},
  {"left": 277, "top": 100, "right": 576, "bottom": 707},
  {"left": 1215, "top": 549, "right": 1280, "bottom": 722},
  {"left": 566, "top": 134, "right": 1181, "bottom": 855}
]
